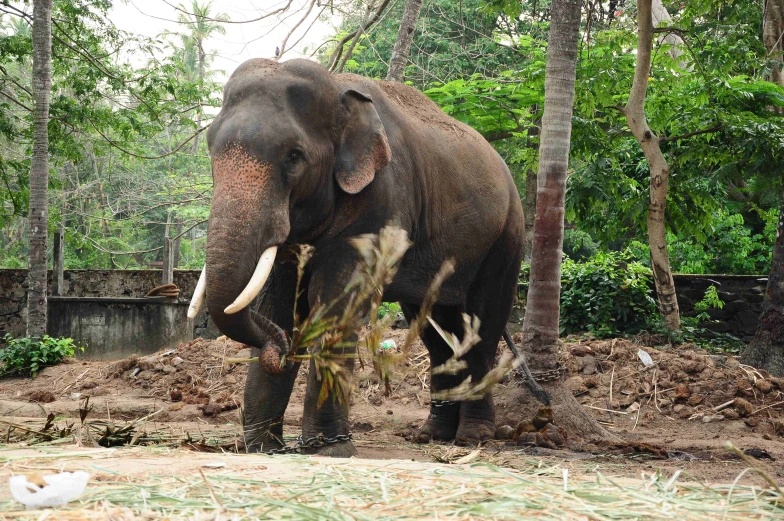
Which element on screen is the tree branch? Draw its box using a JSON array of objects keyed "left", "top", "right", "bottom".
[
  {"left": 327, "top": 0, "right": 394, "bottom": 71},
  {"left": 161, "top": 0, "right": 292, "bottom": 24},
  {"left": 659, "top": 124, "right": 722, "bottom": 143},
  {"left": 277, "top": 0, "right": 319, "bottom": 59},
  {"left": 88, "top": 120, "right": 210, "bottom": 160}
]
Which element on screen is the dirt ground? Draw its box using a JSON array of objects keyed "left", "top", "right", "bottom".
[{"left": 0, "top": 329, "right": 782, "bottom": 490}]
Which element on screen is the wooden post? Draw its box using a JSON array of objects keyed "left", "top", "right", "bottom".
[
  {"left": 162, "top": 214, "right": 174, "bottom": 285},
  {"left": 52, "top": 225, "right": 64, "bottom": 296},
  {"left": 172, "top": 217, "right": 183, "bottom": 269}
]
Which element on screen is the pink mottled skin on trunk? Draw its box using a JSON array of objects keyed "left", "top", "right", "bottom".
[{"left": 212, "top": 144, "right": 272, "bottom": 218}]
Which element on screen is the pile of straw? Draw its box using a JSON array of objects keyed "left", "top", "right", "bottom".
[{"left": 0, "top": 445, "right": 780, "bottom": 520}]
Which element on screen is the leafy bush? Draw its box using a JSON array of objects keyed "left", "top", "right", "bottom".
[
  {"left": 563, "top": 229, "right": 600, "bottom": 261},
  {"left": 559, "top": 250, "right": 657, "bottom": 337},
  {"left": 668, "top": 209, "right": 778, "bottom": 275},
  {"left": 0, "top": 335, "right": 80, "bottom": 377},
  {"left": 377, "top": 302, "right": 402, "bottom": 319}
]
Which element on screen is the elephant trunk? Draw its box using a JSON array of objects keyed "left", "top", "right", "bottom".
[
  {"left": 200, "top": 145, "right": 292, "bottom": 374},
  {"left": 204, "top": 217, "right": 290, "bottom": 375},
  {"left": 204, "top": 255, "right": 290, "bottom": 374}
]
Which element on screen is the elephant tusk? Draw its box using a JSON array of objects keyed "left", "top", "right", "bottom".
[
  {"left": 224, "top": 246, "right": 278, "bottom": 315},
  {"left": 187, "top": 266, "right": 207, "bottom": 319}
]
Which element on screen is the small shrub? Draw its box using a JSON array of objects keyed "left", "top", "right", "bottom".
[
  {"left": 0, "top": 335, "right": 80, "bottom": 377},
  {"left": 694, "top": 285, "right": 724, "bottom": 314},
  {"left": 559, "top": 250, "right": 657, "bottom": 337},
  {"left": 377, "top": 302, "right": 402, "bottom": 319},
  {"left": 563, "top": 229, "right": 600, "bottom": 261},
  {"left": 676, "top": 286, "right": 745, "bottom": 354}
]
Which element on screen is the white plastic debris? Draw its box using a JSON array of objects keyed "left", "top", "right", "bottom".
[
  {"left": 637, "top": 349, "right": 654, "bottom": 367},
  {"left": 9, "top": 471, "right": 89, "bottom": 509},
  {"left": 379, "top": 339, "right": 397, "bottom": 350}
]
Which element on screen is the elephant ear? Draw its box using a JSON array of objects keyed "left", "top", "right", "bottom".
[{"left": 334, "top": 89, "right": 392, "bottom": 194}]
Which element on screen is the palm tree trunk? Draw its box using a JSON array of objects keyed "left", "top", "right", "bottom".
[
  {"left": 191, "top": 42, "right": 205, "bottom": 155},
  {"left": 26, "top": 0, "right": 54, "bottom": 338},
  {"left": 764, "top": 0, "right": 784, "bottom": 87},
  {"left": 624, "top": 0, "right": 680, "bottom": 332},
  {"left": 523, "top": 167, "right": 536, "bottom": 263},
  {"left": 520, "top": 0, "right": 615, "bottom": 442},
  {"left": 741, "top": 201, "right": 784, "bottom": 376},
  {"left": 386, "top": 0, "right": 424, "bottom": 82}
]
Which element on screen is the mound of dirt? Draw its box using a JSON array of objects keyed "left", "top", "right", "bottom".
[
  {"left": 78, "top": 337, "right": 250, "bottom": 418},
  {"left": 3, "top": 331, "right": 783, "bottom": 453},
  {"left": 555, "top": 338, "right": 784, "bottom": 438}
]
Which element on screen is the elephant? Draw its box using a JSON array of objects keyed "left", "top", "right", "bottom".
[{"left": 188, "top": 58, "right": 525, "bottom": 457}]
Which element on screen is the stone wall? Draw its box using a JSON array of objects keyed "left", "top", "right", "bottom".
[
  {"left": 673, "top": 274, "right": 768, "bottom": 341},
  {"left": 0, "top": 269, "right": 202, "bottom": 337},
  {"left": 0, "top": 270, "right": 770, "bottom": 342}
]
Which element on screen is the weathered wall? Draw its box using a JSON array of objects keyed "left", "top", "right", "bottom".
[
  {"left": 48, "top": 297, "right": 193, "bottom": 360},
  {"left": 0, "top": 270, "right": 770, "bottom": 342},
  {"left": 0, "top": 270, "right": 203, "bottom": 338},
  {"left": 673, "top": 274, "right": 768, "bottom": 341}
]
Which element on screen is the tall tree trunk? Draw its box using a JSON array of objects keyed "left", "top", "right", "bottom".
[
  {"left": 523, "top": 167, "right": 536, "bottom": 263},
  {"left": 191, "top": 42, "right": 205, "bottom": 154},
  {"left": 741, "top": 201, "right": 784, "bottom": 376},
  {"left": 624, "top": 0, "right": 681, "bottom": 332},
  {"left": 386, "top": 0, "right": 424, "bottom": 82},
  {"left": 26, "top": 0, "right": 54, "bottom": 338},
  {"left": 520, "top": 0, "right": 615, "bottom": 442},
  {"left": 523, "top": 124, "right": 540, "bottom": 263},
  {"left": 764, "top": 0, "right": 784, "bottom": 87}
]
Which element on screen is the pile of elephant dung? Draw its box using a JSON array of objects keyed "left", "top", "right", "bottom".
[
  {"left": 563, "top": 338, "right": 784, "bottom": 437},
  {"left": 87, "top": 337, "right": 249, "bottom": 417}
]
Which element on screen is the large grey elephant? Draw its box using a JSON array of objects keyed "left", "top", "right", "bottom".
[{"left": 188, "top": 58, "right": 525, "bottom": 457}]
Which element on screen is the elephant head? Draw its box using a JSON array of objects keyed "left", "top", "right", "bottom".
[{"left": 187, "top": 59, "right": 391, "bottom": 371}]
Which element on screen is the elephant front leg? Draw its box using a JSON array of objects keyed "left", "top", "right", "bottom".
[
  {"left": 299, "top": 251, "right": 360, "bottom": 457},
  {"left": 300, "top": 352, "right": 357, "bottom": 457},
  {"left": 243, "top": 355, "right": 301, "bottom": 452},
  {"left": 241, "top": 256, "right": 308, "bottom": 453}
]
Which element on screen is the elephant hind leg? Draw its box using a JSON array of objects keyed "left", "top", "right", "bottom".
[
  {"left": 455, "top": 234, "right": 524, "bottom": 446},
  {"left": 402, "top": 303, "right": 466, "bottom": 443}
]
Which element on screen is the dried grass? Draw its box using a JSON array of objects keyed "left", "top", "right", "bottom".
[{"left": 0, "top": 446, "right": 780, "bottom": 520}]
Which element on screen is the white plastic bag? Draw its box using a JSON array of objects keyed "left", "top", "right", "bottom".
[
  {"left": 9, "top": 471, "right": 89, "bottom": 509},
  {"left": 637, "top": 349, "right": 655, "bottom": 367}
]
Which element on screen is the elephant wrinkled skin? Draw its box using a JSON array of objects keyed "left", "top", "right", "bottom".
[{"left": 203, "top": 58, "right": 525, "bottom": 456}]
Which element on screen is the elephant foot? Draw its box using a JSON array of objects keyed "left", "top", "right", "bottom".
[
  {"left": 416, "top": 401, "right": 460, "bottom": 443},
  {"left": 302, "top": 440, "right": 357, "bottom": 458},
  {"left": 243, "top": 423, "right": 285, "bottom": 454},
  {"left": 454, "top": 419, "right": 496, "bottom": 446}
]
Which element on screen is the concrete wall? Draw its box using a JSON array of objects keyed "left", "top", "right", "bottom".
[
  {"left": 48, "top": 297, "right": 193, "bottom": 360},
  {"left": 0, "top": 269, "right": 208, "bottom": 338}
]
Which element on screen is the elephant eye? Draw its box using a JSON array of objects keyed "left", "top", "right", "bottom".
[{"left": 286, "top": 149, "right": 306, "bottom": 165}]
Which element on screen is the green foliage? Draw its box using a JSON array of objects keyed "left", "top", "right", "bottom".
[
  {"left": 563, "top": 229, "right": 600, "bottom": 261},
  {"left": 559, "top": 250, "right": 657, "bottom": 337},
  {"left": 0, "top": 0, "right": 218, "bottom": 269},
  {"left": 377, "top": 302, "right": 402, "bottom": 319},
  {"left": 668, "top": 209, "right": 778, "bottom": 274},
  {"left": 0, "top": 335, "right": 80, "bottom": 377},
  {"left": 694, "top": 285, "right": 724, "bottom": 314}
]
